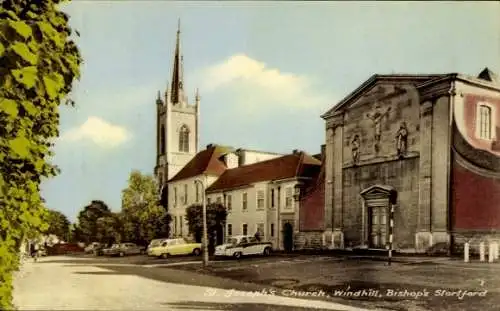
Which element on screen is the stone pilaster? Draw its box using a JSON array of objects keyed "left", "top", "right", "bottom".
[
  {"left": 416, "top": 100, "right": 433, "bottom": 252},
  {"left": 324, "top": 115, "right": 342, "bottom": 230}
]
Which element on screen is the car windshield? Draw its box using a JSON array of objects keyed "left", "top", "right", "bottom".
[{"left": 149, "top": 240, "right": 163, "bottom": 247}]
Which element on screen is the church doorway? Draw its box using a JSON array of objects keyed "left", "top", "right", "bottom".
[
  {"left": 282, "top": 222, "right": 294, "bottom": 252},
  {"left": 360, "top": 184, "right": 397, "bottom": 250},
  {"left": 368, "top": 204, "right": 389, "bottom": 248}
]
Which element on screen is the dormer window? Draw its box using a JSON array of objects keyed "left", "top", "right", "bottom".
[{"left": 476, "top": 103, "right": 494, "bottom": 140}]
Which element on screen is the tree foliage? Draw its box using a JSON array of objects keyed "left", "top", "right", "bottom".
[
  {"left": 43, "top": 209, "right": 71, "bottom": 240},
  {"left": 185, "top": 203, "right": 227, "bottom": 244},
  {"left": 120, "top": 170, "right": 171, "bottom": 245},
  {"left": 74, "top": 200, "right": 111, "bottom": 244},
  {"left": 95, "top": 213, "right": 122, "bottom": 245},
  {"left": 0, "top": 0, "right": 82, "bottom": 309}
]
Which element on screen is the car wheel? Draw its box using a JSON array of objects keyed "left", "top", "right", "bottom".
[
  {"left": 263, "top": 247, "right": 271, "bottom": 256},
  {"left": 119, "top": 252, "right": 124, "bottom": 257},
  {"left": 192, "top": 248, "right": 201, "bottom": 256},
  {"left": 233, "top": 252, "right": 242, "bottom": 259},
  {"left": 161, "top": 253, "right": 168, "bottom": 259}
]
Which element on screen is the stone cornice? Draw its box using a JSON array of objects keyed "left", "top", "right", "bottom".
[
  {"left": 418, "top": 80, "right": 452, "bottom": 103},
  {"left": 343, "top": 152, "right": 419, "bottom": 169},
  {"left": 325, "top": 114, "right": 344, "bottom": 129}
]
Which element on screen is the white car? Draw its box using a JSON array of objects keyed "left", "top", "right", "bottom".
[{"left": 214, "top": 235, "right": 273, "bottom": 259}]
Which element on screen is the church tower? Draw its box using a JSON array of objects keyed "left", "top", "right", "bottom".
[{"left": 155, "top": 20, "right": 200, "bottom": 198}]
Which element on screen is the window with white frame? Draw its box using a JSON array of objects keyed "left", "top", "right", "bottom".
[
  {"left": 257, "top": 223, "right": 265, "bottom": 236},
  {"left": 173, "top": 187, "right": 177, "bottom": 207},
  {"left": 183, "top": 184, "right": 188, "bottom": 204},
  {"left": 257, "top": 190, "right": 265, "bottom": 209},
  {"left": 227, "top": 194, "right": 232, "bottom": 212},
  {"left": 477, "top": 103, "right": 494, "bottom": 140},
  {"left": 242, "top": 192, "right": 248, "bottom": 210},
  {"left": 271, "top": 189, "right": 275, "bottom": 208},
  {"left": 285, "top": 187, "right": 293, "bottom": 208},
  {"left": 242, "top": 223, "right": 248, "bottom": 235},
  {"left": 227, "top": 224, "right": 232, "bottom": 236},
  {"left": 270, "top": 223, "right": 275, "bottom": 237}
]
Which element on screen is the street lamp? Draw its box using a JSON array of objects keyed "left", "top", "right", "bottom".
[{"left": 194, "top": 177, "right": 209, "bottom": 267}]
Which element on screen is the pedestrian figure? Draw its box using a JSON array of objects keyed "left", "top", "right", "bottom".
[{"left": 254, "top": 230, "right": 261, "bottom": 242}]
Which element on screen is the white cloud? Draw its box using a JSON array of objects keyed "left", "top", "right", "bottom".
[
  {"left": 60, "top": 116, "right": 131, "bottom": 148},
  {"left": 198, "top": 54, "right": 332, "bottom": 113}
]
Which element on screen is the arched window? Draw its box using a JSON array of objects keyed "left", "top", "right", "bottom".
[
  {"left": 179, "top": 125, "right": 190, "bottom": 152},
  {"left": 160, "top": 125, "right": 166, "bottom": 154},
  {"left": 477, "top": 104, "right": 492, "bottom": 140}
]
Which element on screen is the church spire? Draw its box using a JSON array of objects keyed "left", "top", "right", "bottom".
[{"left": 170, "top": 18, "right": 184, "bottom": 105}]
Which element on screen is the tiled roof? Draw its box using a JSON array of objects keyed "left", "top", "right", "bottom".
[
  {"left": 206, "top": 151, "right": 321, "bottom": 193},
  {"left": 168, "top": 145, "right": 233, "bottom": 182}
]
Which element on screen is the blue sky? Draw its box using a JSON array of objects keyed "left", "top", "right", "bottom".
[{"left": 41, "top": 1, "right": 500, "bottom": 222}]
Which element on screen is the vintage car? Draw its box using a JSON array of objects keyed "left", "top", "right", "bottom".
[
  {"left": 214, "top": 235, "right": 273, "bottom": 259},
  {"left": 102, "top": 243, "right": 145, "bottom": 257},
  {"left": 146, "top": 238, "right": 168, "bottom": 253},
  {"left": 147, "top": 238, "right": 202, "bottom": 259},
  {"left": 84, "top": 242, "right": 103, "bottom": 254}
]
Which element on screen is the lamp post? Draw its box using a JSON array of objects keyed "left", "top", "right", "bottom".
[{"left": 194, "top": 177, "right": 209, "bottom": 267}]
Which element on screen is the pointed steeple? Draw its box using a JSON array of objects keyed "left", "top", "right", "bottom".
[{"left": 170, "top": 19, "right": 184, "bottom": 105}]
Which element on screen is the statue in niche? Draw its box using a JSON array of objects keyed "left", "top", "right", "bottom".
[
  {"left": 396, "top": 121, "right": 409, "bottom": 157},
  {"left": 366, "top": 103, "right": 392, "bottom": 153},
  {"left": 351, "top": 134, "right": 361, "bottom": 165}
]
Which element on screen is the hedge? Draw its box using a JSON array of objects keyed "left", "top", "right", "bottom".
[{"left": 0, "top": 0, "right": 81, "bottom": 309}]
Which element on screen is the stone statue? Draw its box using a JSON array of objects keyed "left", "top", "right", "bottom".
[
  {"left": 366, "top": 104, "right": 392, "bottom": 143},
  {"left": 351, "top": 134, "right": 361, "bottom": 164},
  {"left": 396, "top": 121, "right": 408, "bottom": 157}
]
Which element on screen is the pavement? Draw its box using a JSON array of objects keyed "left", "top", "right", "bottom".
[{"left": 13, "top": 256, "right": 387, "bottom": 311}]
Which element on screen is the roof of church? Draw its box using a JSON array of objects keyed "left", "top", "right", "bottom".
[
  {"left": 168, "top": 145, "right": 233, "bottom": 183},
  {"left": 206, "top": 151, "right": 321, "bottom": 193},
  {"left": 322, "top": 68, "right": 500, "bottom": 119}
]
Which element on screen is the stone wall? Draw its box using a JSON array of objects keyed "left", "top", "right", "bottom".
[{"left": 342, "top": 157, "right": 419, "bottom": 249}]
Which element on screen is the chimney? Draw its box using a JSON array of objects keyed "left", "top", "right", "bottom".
[
  {"left": 206, "top": 144, "right": 215, "bottom": 149},
  {"left": 292, "top": 149, "right": 300, "bottom": 155}
]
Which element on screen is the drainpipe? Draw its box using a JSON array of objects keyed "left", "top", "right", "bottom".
[
  {"left": 447, "top": 78, "right": 456, "bottom": 256},
  {"left": 277, "top": 186, "right": 281, "bottom": 250}
]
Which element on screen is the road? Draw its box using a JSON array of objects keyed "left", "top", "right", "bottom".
[{"left": 13, "top": 256, "right": 384, "bottom": 311}]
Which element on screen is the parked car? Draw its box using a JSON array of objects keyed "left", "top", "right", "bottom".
[
  {"left": 147, "top": 238, "right": 168, "bottom": 253},
  {"left": 147, "top": 238, "right": 202, "bottom": 259},
  {"left": 214, "top": 235, "right": 273, "bottom": 259},
  {"left": 102, "top": 243, "right": 145, "bottom": 257},
  {"left": 84, "top": 242, "right": 102, "bottom": 254}
]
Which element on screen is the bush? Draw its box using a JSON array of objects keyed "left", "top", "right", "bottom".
[{"left": 0, "top": 0, "right": 81, "bottom": 309}]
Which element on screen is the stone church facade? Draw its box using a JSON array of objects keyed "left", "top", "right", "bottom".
[{"left": 319, "top": 69, "right": 500, "bottom": 253}]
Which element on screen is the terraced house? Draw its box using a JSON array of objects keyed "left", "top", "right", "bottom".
[
  {"left": 205, "top": 151, "right": 322, "bottom": 251},
  {"left": 167, "top": 144, "right": 282, "bottom": 238},
  {"left": 305, "top": 67, "right": 500, "bottom": 254}
]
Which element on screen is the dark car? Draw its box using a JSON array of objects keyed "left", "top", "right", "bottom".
[{"left": 102, "top": 243, "right": 145, "bottom": 257}]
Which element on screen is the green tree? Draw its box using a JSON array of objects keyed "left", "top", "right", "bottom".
[
  {"left": 0, "top": 0, "right": 81, "bottom": 308},
  {"left": 185, "top": 203, "right": 227, "bottom": 250},
  {"left": 121, "top": 170, "right": 171, "bottom": 245},
  {"left": 75, "top": 200, "right": 111, "bottom": 244},
  {"left": 44, "top": 209, "right": 71, "bottom": 240},
  {"left": 95, "top": 213, "right": 122, "bottom": 245}
]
